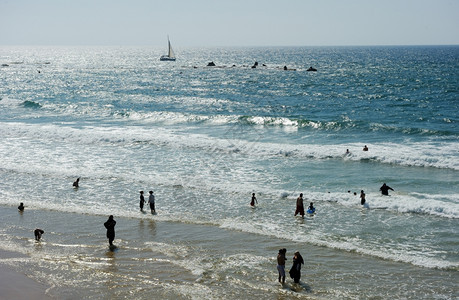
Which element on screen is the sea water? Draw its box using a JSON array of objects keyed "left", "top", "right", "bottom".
[{"left": 0, "top": 45, "right": 458, "bottom": 299}]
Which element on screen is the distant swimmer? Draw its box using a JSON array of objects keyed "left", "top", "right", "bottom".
[
  {"left": 283, "top": 65, "right": 296, "bottom": 71},
  {"left": 345, "top": 149, "right": 350, "bottom": 155},
  {"left": 104, "top": 215, "right": 116, "bottom": 246},
  {"left": 148, "top": 191, "right": 155, "bottom": 214},
  {"left": 294, "top": 193, "right": 305, "bottom": 218},
  {"left": 307, "top": 66, "right": 317, "bottom": 71},
  {"left": 73, "top": 177, "right": 80, "bottom": 188},
  {"left": 34, "top": 229, "right": 44, "bottom": 241},
  {"left": 250, "top": 193, "right": 258, "bottom": 207},
  {"left": 363, "top": 145, "right": 369, "bottom": 151},
  {"left": 360, "top": 190, "right": 366, "bottom": 205},
  {"left": 307, "top": 202, "right": 315, "bottom": 213},
  {"left": 18, "top": 202, "right": 25, "bottom": 211},
  {"left": 277, "top": 248, "right": 287, "bottom": 284},
  {"left": 139, "top": 191, "right": 145, "bottom": 212},
  {"left": 380, "top": 183, "right": 394, "bottom": 196}
]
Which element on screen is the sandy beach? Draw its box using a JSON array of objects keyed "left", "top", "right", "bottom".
[{"left": 0, "top": 249, "right": 52, "bottom": 300}]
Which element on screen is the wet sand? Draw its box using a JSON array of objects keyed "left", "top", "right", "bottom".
[{"left": 0, "top": 249, "right": 52, "bottom": 300}]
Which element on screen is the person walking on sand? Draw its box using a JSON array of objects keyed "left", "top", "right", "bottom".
[
  {"left": 289, "top": 251, "right": 304, "bottom": 283},
  {"left": 250, "top": 193, "right": 258, "bottom": 207},
  {"left": 277, "top": 248, "right": 287, "bottom": 284},
  {"left": 139, "top": 191, "right": 145, "bottom": 211},
  {"left": 360, "top": 190, "right": 366, "bottom": 205},
  {"left": 104, "top": 215, "right": 116, "bottom": 246},
  {"left": 294, "top": 193, "right": 305, "bottom": 217},
  {"left": 34, "top": 229, "right": 44, "bottom": 241},
  {"left": 148, "top": 191, "right": 155, "bottom": 214},
  {"left": 18, "top": 202, "right": 25, "bottom": 211},
  {"left": 379, "top": 183, "right": 394, "bottom": 196}
]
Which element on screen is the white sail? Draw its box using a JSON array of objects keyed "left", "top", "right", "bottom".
[
  {"left": 160, "top": 36, "right": 176, "bottom": 61},
  {"left": 168, "top": 40, "right": 175, "bottom": 59}
]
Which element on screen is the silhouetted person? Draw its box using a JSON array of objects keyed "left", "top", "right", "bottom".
[
  {"left": 104, "top": 215, "right": 116, "bottom": 246},
  {"left": 360, "top": 190, "right": 366, "bottom": 205},
  {"left": 250, "top": 193, "right": 257, "bottom": 207},
  {"left": 18, "top": 202, "right": 25, "bottom": 211},
  {"left": 380, "top": 183, "right": 394, "bottom": 196},
  {"left": 148, "top": 191, "right": 155, "bottom": 214},
  {"left": 308, "top": 202, "right": 315, "bottom": 213},
  {"left": 139, "top": 191, "right": 145, "bottom": 211},
  {"left": 73, "top": 177, "right": 80, "bottom": 188},
  {"left": 34, "top": 229, "right": 44, "bottom": 241},
  {"left": 294, "top": 193, "right": 305, "bottom": 217},
  {"left": 289, "top": 251, "right": 304, "bottom": 283},
  {"left": 363, "top": 145, "right": 369, "bottom": 151}
]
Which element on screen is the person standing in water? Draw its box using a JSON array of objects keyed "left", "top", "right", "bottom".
[
  {"left": 18, "top": 202, "right": 25, "bottom": 211},
  {"left": 360, "top": 190, "right": 366, "bottom": 205},
  {"left": 379, "top": 183, "right": 394, "bottom": 196},
  {"left": 289, "top": 251, "right": 304, "bottom": 283},
  {"left": 104, "top": 215, "right": 116, "bottom": 246},
  {"left": 294, "top": 193, "right": 305, "bottom": 217},
  {"left": 277, "top": 248, "right": 287, "bottom": 284},
  {"left": 139, "top": 191, "right": 145, "bottom": 212},
  {"left": 250, "top": 193, "right": 258, "bottom": 207},
  {"left": 148, "top": 191, "right": 155, "bottom": 214}
]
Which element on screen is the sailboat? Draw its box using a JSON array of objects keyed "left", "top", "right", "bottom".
[{"left": 160, "top": 36, "right": 176, "bottom": 61}]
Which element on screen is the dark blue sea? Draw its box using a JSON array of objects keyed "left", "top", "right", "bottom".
[{"left": 0, "top": 45, "right": 458, "bottom": 299}]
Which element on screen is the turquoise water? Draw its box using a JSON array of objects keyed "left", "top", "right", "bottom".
[{"left": 0, "top": 46, "right": 458, "bottom": 298}]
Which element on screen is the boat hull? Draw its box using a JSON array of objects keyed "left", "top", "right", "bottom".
[{"left": 160, "top": 56, "right": 176, "bottom": 61}]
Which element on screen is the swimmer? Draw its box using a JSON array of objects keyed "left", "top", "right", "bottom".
[
  {"left": 380, "top": 183, "right": 394, "bottom": 196},
  {"left": 360, "top": 190, "right": 366, "bottom": 205},
  {"left": 363, "top": 145, "right": 369, "bottom": 151},
  {"left": 34, "top": 229, "right": 44, "bottom": 241},
  {"left": 250, "top": 193, "right": 258, "bottom": 207},
  {"left": 73, "top": 177, "right": 80, "bottom": 188},
  {"left": 18, "top": 202, "right": 25, "bottom": 211}
]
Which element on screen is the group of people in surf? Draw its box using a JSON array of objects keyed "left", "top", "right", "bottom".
[
  {"left": 17, "top": 202, "right": 45, "bottom": 241},
  {"left": 277, "top": 248, "right": 304, "bottom": 284},
  {"left": 20, "top": 178, "right": 159, "bottom": 247},
  {"left": 139, "top": 190, "right": 156, "bottom": 214}
]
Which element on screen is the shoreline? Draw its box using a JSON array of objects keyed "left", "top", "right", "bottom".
[
  {"left": 0, "top": 249, "right": 52, "bottom": 300},
  {"left": 0, "top": 205, "right": 457, "bottom": 299}
]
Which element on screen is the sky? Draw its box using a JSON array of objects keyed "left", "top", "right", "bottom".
[{"left": 1, "top": 0, "right": 458, "bottom": 47}]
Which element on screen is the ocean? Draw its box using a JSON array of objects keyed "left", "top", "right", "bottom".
[{"left": 0, "top": 45, "right": 458, "bottom": 299}]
